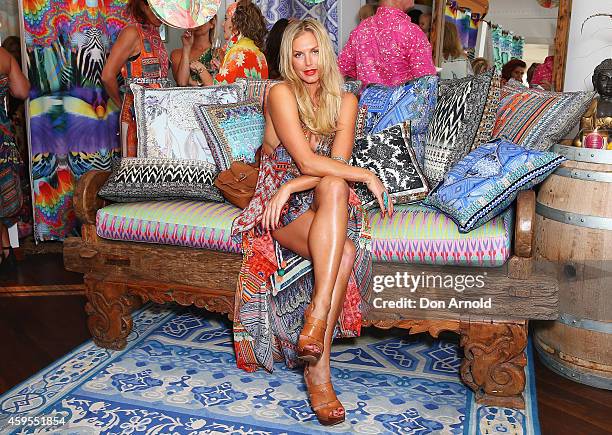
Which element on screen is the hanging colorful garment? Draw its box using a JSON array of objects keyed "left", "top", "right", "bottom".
[
  {"left": 214, "top": 34, "right": 268, "bottom": 85},
  {"left": 231, "top": 134, "right": 373, "bottom": 372},
  {"left": 25, "top": 1, "right": 131, "bottom": 241},
  {"left": 0, "top": 75, "right": 23, "bottom": 224},
  {"left": 120, "top": 22, "right": 170, "bottom": 157}
]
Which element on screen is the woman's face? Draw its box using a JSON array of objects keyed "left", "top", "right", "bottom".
[
  {"left": 141, "top": 0, "right": 162, "bottom": 27},
  {"left": 418, "top": 14, "right": 431, "bottom": 33},
  {"left": 512, "top": 66, "right": 526, "bottom": 82},
  {"left": 195, "top": 17, "right": 215, "bottom": 38},
  {"left": 223, "top": 14, "right": 234, "bottom": 40},
  {"left": 291, "top": 31, "right": 321, "bottom": 85}
]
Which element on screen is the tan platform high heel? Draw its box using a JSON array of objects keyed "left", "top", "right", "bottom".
[
  {"left": 297, "top": 305, "right": 327, "bottom": 363},
  {"left": 304, "top": 366, "right": 345, "bottom": 426}
]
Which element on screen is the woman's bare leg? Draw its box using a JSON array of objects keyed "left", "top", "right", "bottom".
[{"left": 273, "top": 176, "right": 357, "bottom": 418}]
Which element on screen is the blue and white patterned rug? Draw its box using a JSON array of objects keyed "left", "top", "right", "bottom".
[{"left": 0, "top": 304, "right": 540, "bottom": 434}]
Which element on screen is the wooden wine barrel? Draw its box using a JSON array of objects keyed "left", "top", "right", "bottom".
[{"left": 534, "top": 144, "right": 612, "bottom": 390}]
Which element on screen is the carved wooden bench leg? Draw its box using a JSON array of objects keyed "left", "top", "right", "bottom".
[
  {"left": 459, "top": 320, "right": 528, "bottom": 409},
  {"left": 84, "top": 275, "right": 142, "bottom": 350}
]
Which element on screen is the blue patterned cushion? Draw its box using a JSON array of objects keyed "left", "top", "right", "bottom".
[
  {"left": 358, "top": 75, "right": 438, "bottom": 164},
  {"left": 423, "top": 139, "right": 565, "bottom": 233},
  {"left": 194, "top": 101, "right": 264, "bottom": 171}
]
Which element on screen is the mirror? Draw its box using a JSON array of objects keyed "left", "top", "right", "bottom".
[
  {"left": 429, "top": 0, "right": 572, "bottom": 90},
  {"left": 149, "top": 0, "right": 221, "bottom": 29}
]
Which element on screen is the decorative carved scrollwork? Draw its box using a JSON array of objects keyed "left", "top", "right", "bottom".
[
  {"left": 460, "top": 321, "right": 528, "bottom": 409},
  {"left": 84, "top": 276, "right": 142, "bottom": 350},
  {"left": 362, "top": 319, "right": 460, "bottom": 337}
]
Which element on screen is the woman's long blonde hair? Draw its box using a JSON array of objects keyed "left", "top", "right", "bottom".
[{"left": 279, "top": 19, "right": 343, "bottom": 136}]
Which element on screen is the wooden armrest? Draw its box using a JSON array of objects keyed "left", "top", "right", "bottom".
[
  {"left": 514, "top": 190, "right": 536, "bottom": 258},
  {"left": 74, "top": 170, "right": 111, "bottom": 225}
]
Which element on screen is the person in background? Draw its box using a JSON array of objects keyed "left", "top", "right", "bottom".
[
  {"left": 196, "top": 0, "right": 268, "bottom": 86},
  {"left": 471, "top": 57, "right": 490, "bottom": 75},
  {"left": 531, "top": 55, "right": 553, "bottom": 90},
  {"left": 171, "top": 15, "right": 219, "bottom": 86},
  {"left": 419, "top": 14, "right": 431, "bottom": 37},
  {"left": 500, "top": 59, "right": 527, "bottom": 86},
  {"left": 526, "top": 62, "right": 540, "bottom": 88},
  {"left": 101, "top": 0, "right": 169, "bottom": 157},
  {"left": 407, "top": 8, "right": 422, "bottom": 24},
  {"left": 232, "top": 18, "right": 390, "bottom": 426},
  {"left": 338, "top": 0, "right": 436, "bottom": 87},
  {"left": 418, "top": 13, "right": 432, "bottom": 36},
  {"left": 440, "top": 21, "right": 473, "bottom": 80},
  {"left": 0, "top": 47, "right": 30, "bottom": 271},
  {"left": 265, "top": 18, "right": 290, "bottom": 80},
  {"left": 358, "top": 3, "right": 378, "bottom": 22}
]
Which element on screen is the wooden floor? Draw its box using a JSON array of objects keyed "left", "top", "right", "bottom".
[{"left": 1, "top": 253, "right": 611, "bottom": 434}]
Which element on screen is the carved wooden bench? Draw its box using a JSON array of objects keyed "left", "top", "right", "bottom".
[{"left": 63, "top": 170, "right": 558, "bottom": 409}]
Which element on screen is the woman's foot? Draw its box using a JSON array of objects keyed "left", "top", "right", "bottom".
[
  {"left": 304, "top": 364, "right": 345, "bottom": 426},
  {"left": 297, "top": 303, "right": 328, "bottom": 363}
]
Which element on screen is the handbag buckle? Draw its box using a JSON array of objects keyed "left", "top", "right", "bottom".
[{"left": 238, "top": 172, "right": 247, "bottom": 181}]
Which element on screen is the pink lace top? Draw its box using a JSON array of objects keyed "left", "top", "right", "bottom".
[{"left": 338, "top": 7, "right": 437, "bottom": 87}]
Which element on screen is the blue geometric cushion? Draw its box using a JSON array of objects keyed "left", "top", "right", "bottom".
[
  {"left": 423, "top": 139, "right": 565, "bottom": 233},
  {"left": 194, "top": 100, "right": 264, "bottom": 171},
  {"left": 359, "top": 75, "right": 438, "bottom": 165}
]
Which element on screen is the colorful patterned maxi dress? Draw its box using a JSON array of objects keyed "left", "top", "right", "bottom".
[
  {"left": 231, "top": 133, "right": 373, "bottom": 372},
  {"left": 0, "top": 75, "right": 23, "bottom": 225},
  {"left": 120, "top": 22, "right": 170, "bottom": 157}
]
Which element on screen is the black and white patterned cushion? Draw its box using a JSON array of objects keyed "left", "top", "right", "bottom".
[
  {"left": 424, "top": 69, "right": 496, "bottom": 187},
  {"left": 99, "top": 158, "right": 224, "bottom": 203},
  {"left": 351, "top": 122, "right": 429, "bottom": 209}
]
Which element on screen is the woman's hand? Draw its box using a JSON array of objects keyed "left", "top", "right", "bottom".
[
  {"left": 365, "top": 173, "right": 393, "bottom": 218},
  {"left": 261, "top": 184, "right": 292, "bottom": 231},
  {"left": 181, "top": 30, "right": 194, "bottom": 49},
  {"left": 190, "top": 60, "right": 207, "bottom": 74}
]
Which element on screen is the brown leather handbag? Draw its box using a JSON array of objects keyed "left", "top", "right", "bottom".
[{"left": 214, "top": 149, "right": 261, "bottom": 209}]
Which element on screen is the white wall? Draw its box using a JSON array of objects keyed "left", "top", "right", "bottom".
[
  {"left": 487, "top": 0, "right": 558, "bottom": 45},
  {"left": 338, "top": 0, "right": 366, "bottom": 52},
  {"left": 563, "top": 0, "right": 612, "bottom": 92}
]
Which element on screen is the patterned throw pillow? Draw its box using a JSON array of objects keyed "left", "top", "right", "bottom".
[
  {"left": 99, "top": 158, "right": 224, "bottom": 203},
  {"left": 131, "top": 84, "right": 244, "bottom": 163},
  {"left": 194, "top": 100, "right": 265, "bottom": 171},
  {"left": 423, "top": 139, "right": 566, "bottom": 233},
  {"left": 492, "top": 84, "right": 595, "bottom": 151},
  {"left": 351, "top": 122, "right": 429, "bottom": 209},
  {"left": 358, "top": 75, "right": 438, "bottom": 164},
  {"left": 424, "top": 70, "right": 498, "bottom": 187}
]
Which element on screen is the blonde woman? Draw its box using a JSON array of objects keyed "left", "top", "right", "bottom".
[
  {"left": 232, "top": 19, "right": 391, "bottom": 426},
  {"left": 440, "top": 21, "right": 473, "bottom": 80}
]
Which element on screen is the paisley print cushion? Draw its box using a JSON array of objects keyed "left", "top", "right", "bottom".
[{"left": 351, "top": 122, "right": 429, "bottom": 209}]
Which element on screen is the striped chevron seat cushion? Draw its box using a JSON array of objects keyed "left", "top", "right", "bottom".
[
  {"left": 368, "top": 203, "right": 513, "bottom": 266},
  {"left": 96, "top": 200, "right": 241, "bottom": 253},
  {"left": 96, "top": 201, "right": 513, "bottom": 266}
]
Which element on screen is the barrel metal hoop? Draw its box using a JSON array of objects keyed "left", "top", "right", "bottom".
[
  {"left": 535, "top": 345, "right": 612, "bottom": 390},
  {"left": 536, "top": 202, "right": 612, "bottom": 231},
  {"left": 558, "top": 313, "right": 612, "bottom": 334},
  {"left": 554, "top": 166, "right": 612, "bottom": 183},
  {"left": 553, "top": 144, "right": 612, "bottom": 164}
]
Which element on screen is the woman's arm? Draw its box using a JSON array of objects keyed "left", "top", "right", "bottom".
[
  {"left": 0, "top": 48, "right": 29, "bottom": 99},
  {"left": 330, "top": 93, "right": 358, "bottom": 163},
  {"left": 172, "top": 31, "right": 194, "bottom": 86},
  {"left": 101, "top": 26, "right": 140, "bottom": 107},
  {"left": 268, "top": 83, "right": 369, "bottom": 183}
]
